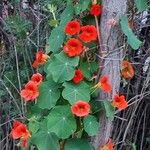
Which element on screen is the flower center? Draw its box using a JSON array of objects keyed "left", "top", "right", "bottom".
[
  {"left": 28, "top": 90, "right": 33, "bottom": 96},
  {"left": 71, "top": 25, "right": 76, "bottom": 30},
  {"left": 79, "top": 106, "right": 84, "bottom": 111},
  {"left": 115, "top": 98, "right": 121, "bottom": 103},
  {"left": 71, "top": 44, "right": 77, "bottom": 50},
  {"left": 123, "top": 67, "right": 129, "bottom": 72}
]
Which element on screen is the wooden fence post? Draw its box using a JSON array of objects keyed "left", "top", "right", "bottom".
[{"left": 91, "top": 0, "right": 127, "bottom": 149}]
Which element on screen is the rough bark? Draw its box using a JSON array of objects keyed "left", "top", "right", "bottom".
[{"left": 91, "top": 0, "right": 127, "bottom": 149}]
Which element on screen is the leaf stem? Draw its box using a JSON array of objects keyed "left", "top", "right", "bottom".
[{"left": 95, "top": 16, "right": 102, "bottom": 57}]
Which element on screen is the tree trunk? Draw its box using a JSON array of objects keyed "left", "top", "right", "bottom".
[{"left": 91, "top": 0, "right": 127, "bottom": 149}]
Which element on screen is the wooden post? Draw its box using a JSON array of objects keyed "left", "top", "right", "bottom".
[{"left": 91, "top": 0, "right": 127, "bottom": 149}]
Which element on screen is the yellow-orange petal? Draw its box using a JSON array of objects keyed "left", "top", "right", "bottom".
[{"left": 100, "top": 138, "right": 114, "bottom": 150}]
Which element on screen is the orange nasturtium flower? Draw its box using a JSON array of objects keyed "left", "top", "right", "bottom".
[
  {"left": 94, "top": 75, "right": 112, "bottom": 93},
  {"left": 63, "top": 38, "right": 83, "bottom": 57},
  {"left": 71, "top": 101, "right": 90, "bottom": 117},
  {"left": 90, "top": 4, "right": 102, "bottom": 16},
  {"left": 64, "top": 20, "right": 81, "bottom": 35},
  {"left": 72, "top": 69, "right": 83, "bottom": 84},
  {"left": 101, "top": 139, "right": 114, "bottom": 150},
  {"left": 10, "top": 120, "right": 30, "bottom": 148},
  {"left": 20, "top": 81, "right": 39, "bottom": 101},
  {"left": 31, "top": 73, "right": 43, "bottom": 85},
  {"left": 79, "top": 25, "right": 97, "bottom": 43},
  {"left": 112, "top": 94, "right": 128, "bottom": 110},
  {"left": 121, "top": 60, "right": 134, "bottom": 79},
  {"left": 32, "top": 51, "right": 49, "bottom": 68}
]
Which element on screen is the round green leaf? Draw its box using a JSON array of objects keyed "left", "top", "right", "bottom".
[
  {"left": 28, "top": 120, "right": 40, "bottom": 135},
  {"left": 62, "top": 81, "right": 90, "bottom": 104},
  {"left": 60, "top": 4, "right": 74, "bottom": 28},
  {"left": 47, "top": 105, "right": 76, "bottom": 139},
  {"left": 102, "top": 101, "right": 115, "bottom": 121},
  {"left": 65, "top": 139, "right": 93, "bottom": 150},
  {"left": 120, "top": 16, "right": 142, "bottom": 50},
  {"left": 47, "top": 27, "right": 65, "bottom": 53},
  {"left": 79, "top": 62, "right": 98, "bottom": 80},
  {"left": 75, "top": 0, "right": 91, "bottom": 15},
  {"left": 32, "top": 130, "right": 59, "bottom": 150},
  {"left": 47, "top": 52, "right": 79, "bottom": 83},
  {"left": 79, "top": 62, "right": 91, "bottom": 79},
  {"left": 37, "top": 81, "right": 60, "bottom": 109},
  {"left": 27, "top": 105, "right": 42, "bottom": 119},
  {"left": 83, "top": 115, "right": 99, "bottom": 136},
  {"left": 90, "top": 100, "right": 102, "bottom": 113},
  {"left": 44, "top": 54, "right": 55, "bottom": 73}
]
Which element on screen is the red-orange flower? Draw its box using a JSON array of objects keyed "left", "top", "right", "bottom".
[
  {"left": 79, "top": 25, "right": 97, "bottom": 43},
  {"left": 112, "top": 95, "right": 128, "bottom": 110},
  {"left": 121, "top": 60, "right": 134, "bottom": 79},
  {"left": 20, "top": 81, "right": 39, "bottom": 101},
  {"left": 64, "top": 38, "right": 83, "bottom": 57},
  {"left": 10, "top": 120, "right": 30, "bottom": 148},
  {"left": 64, "top": 20, "right": 81, "bottom": 35},
  {"left": 101, "top": 138, "right": 114, "bottom": 150},
  {"left": 32, "top": 51, "right": 49, "bottom": 68},
  {"left": 71, "top": 101, "right": 90, "bottom": 117},
  {"left": 90, "top": 4, "right": 102, "bottom": 16},
  {"left": 31, "top": 73, "right": 42, "bottom": 85},
  {"left": 72, "top": 69, "right": 83, "bottom": 84},
  {"left": 94, "top": 75, "right": 112, "bottom": 93}
]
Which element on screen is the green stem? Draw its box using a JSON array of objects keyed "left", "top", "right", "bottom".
[
  {"left": 76, "top": 117, "right": 83, "bottom": 138},
  {"left": 90, "top": 87, "right": 97, "bottom": 94},
  {"left": 52, "top": 11, "right": 56, "bottom": 20}
]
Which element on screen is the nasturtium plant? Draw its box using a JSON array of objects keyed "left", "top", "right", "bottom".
[
  {"left": 83, "top": 115, "right": 99, "bottom": 136},
  {"left": 47, "top": 52, "right": 79, "bottom": 83},
  {"left": 62, "top": 81, "right": 91, "bottom": 104},
  {"left": 10, "top": 0, "right": 133, "bottom": 149},
  {"left": 46, "top": 105, "right": 76, "bottom": 139},
  {"left": 120, "top": 16, "right": 142, "bottom": 50},
  {"left": 37, "top": 81, "right": 61, "bottom": 109}
]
